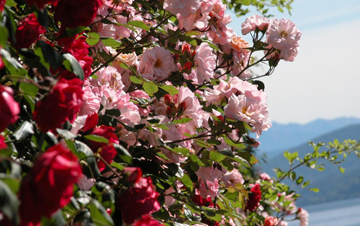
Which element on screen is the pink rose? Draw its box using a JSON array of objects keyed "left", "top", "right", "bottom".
[
  {"left": 138, "top": 47, "right": 176, "bottom": 81},
  {"left": 163, "top": 0, "right": 201, "bottom": 18},
  {"left": 0, "top": 86, "right": 20, "bottom": 132}
]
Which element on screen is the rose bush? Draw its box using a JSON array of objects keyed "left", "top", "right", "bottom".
[{"left": 0, "top": 0, "right": 358, "bottom": 226}]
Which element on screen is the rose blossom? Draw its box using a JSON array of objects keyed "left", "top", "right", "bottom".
[
  {"left": 245, "top": 184, "right": 262, "bottom": 212},
  {"left": 221, "top": 169, "right": 244, "bottom": 189},
  {"left": 0, "top": 135, "right": 7, "bottom": 149},
  {"left": 133, "top": 214, "right": 164, "bottom": 226},
  {"left": 15, "top": 13, "right": 45, "bottom": 49},
  {"left": 163, "top": 0, "right": 201, "bottom": 18},
  {"left": 0, "top": 85, "right": 20, "bottom": 132},
  {"left": 117, "top": 177, "right": 160, "bottom": 224},
  {"left": 54, "top": 0, "right": 103, "bottom": 29},
  {"left": 266, "top": 18, "right": 301, "bottom": 62},
  {"left": 224, "top": 88, "right": 271, "bottom": 137},
  {"left": 194, "top": 42, "right": 216, "bottom": 84},
  {"left": 298, "top": 208, "right": 309, "bottom": 226},
  {"left": 33, "top": 78, "right": 83, "bottom": 132},
  {"left": 18, "top": 144, "right": 82, "bottom": 225},
  {"left": 138, "top": 47, "right": 176, "bottom": 81},
  {"left": 241, "top": 15, "right": 270, "bottom": 35},
  {"left": 0, "top": 0, "right": 5, "bottom": 11}
]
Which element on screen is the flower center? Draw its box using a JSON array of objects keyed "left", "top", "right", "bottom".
[
  {"left": 280, "top": 31, "right": 288, "bottom": 38},
  {"left": 154, "top": 59, "right": 162, "bottom": 68}
]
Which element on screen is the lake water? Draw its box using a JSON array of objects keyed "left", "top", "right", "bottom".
[{"left": 287, "top": 198, "right": 360, "bottom": 226}]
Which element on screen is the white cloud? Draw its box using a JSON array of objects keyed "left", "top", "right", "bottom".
[{"left": 260, "top": 19, "right": 360, "bottom": 124}]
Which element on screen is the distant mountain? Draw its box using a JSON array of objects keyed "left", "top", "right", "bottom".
[
  {"left": 259, "top": 123, "right": 360, "bottom": 206},
  {"left": 256, "top": 117, "right": 360, "bottom": 158}
]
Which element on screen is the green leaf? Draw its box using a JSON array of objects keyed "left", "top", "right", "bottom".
[
  {"left": 130, "top": 76, "right": 143, "bottom": 84},
  {"left": 63, "top": 53, "right": 84, "bottom": 80},
  {"left": 180, "top": 174, "right": 193, "bottom": 192},
  {"left": 339, "top": 166, "right": 345, "bottom": 173},
  {"left": 84, "top": 135, "right": 109, "bottom": 144},
  {"left": 160, "top": 85, "right": 179, "bottom": 95},
  {"left": 101, "top": 38, "right": 122, "bottom": 48},
  {"left": 184, "top": 31, "right": 203, "bottom": 36},
  {"left": 309, "top": 187, "right": 319, "bottom": 193},
  {"left": 172, "top": 118, "right": 193, "bottom": 124},
  {"left": 209, "top": 151, "right": 227, "bottom": 162},
  {"left": 189, "top": 154, "right": 205, "bottom": 166},
  {"left": 0, "top": 180, "right": 19, "bottom": 225},
  {"left": 113, "top": 143, "right": 132, "bottom": 164},
  {"left": 19, "top": 82, "right": 39, "bottom": 96},
  {"left": 0, "top": 26, "right": 9, "bottom": 47},
  {"left": 0, "top": 48, "right": 27, "bottom": 76},
  {"left": 74, "top": 141, "right": 101, "bottom": 178},
  {"left": 5, "top": 0, "right": 16, "bottom": 7},
  {"left": 241, "top": 0, "right": 252, "bottom": 6},
  {"left": 143, "top": 81, "right": 158, "bottom": 96},
  {"left": 88, "top": 200, "right": 114, "bottom": 226},
  {"left": 127, "top": 20, "right": 150, "bottom": 31}
]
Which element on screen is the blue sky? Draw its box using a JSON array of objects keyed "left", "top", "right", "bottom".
[{"left": 228, "top": 0, "right": 360, "bottom": 124}]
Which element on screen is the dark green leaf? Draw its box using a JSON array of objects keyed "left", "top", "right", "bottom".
[
  {"left": 13, "top": 121, "right": 34, "bottom": 142},
  {"left": 0, "top": 180, "right": 19, "bottom": 225},
  {"left": 88, "top": 200, "right": 114, "bottom": 226},
  {"left": 63, "top": 53, "right": 84, "bottom": 80}
]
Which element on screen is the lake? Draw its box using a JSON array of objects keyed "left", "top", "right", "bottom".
[{"left": 287, "top": 198, "right": 360, "bottom": 226}]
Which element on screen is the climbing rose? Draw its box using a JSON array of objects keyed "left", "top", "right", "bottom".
[
  {"left": 18, "top": 144, "right": 82, "bottom": 225},
  {"left": 0, "top": 85, "right": 20, "bottom": 132},
  {"left": 33, "top": 78, "right": 83, "bottom": 132},
  {"left": 118, "top": 177, "right": 160, "bottom": 224},
  {"left": 0, "top": 135, "right": 6, "bottom": 149},
  {"left": 54, "top": 0, "right": 102, "bottom": 29},
  {"left": 245, "top": 184, "right": 262, "bottom": 211},
  {"left": 15, "top": 13, "right": 45, "bottom": 49},
  {"left": 133, "top": 214, "right": 164, "bottom": 226}
]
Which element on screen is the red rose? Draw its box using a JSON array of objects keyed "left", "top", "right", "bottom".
[
  {"left": 15, "top": 13, "right": 45, "bottom": 49},
  {"left": 245, "top": 184, "right": 262, "bottom": 212},
  {"left": 18, "top": 144, "right": 82, "bottom": 225},
  {"left": 0, "top": 86, "right": 20, "bottom": 132},
  {"left": 118, "top": 177, "right": 161, "bottom": 224},
  {"left": 0, "top": 0, "right": 5, "bottom": 12},
  {"left": 25, "top": 0, "right": 59, "bottom": 8},
  {"left": 123, "top": 167, "right": 143, "bottom": 184},
  {"left": 60, "top": 36, "right": 93, "bottom": 78},
  {"left": 33, "top": 78, "right": 83, "bottom": 132},
  {"left": 97, "top": 145, "right": 117, "bottom": 171},
  {"left": 134, "top": 215, "right": 164, "bottom": 226},
  {"left": 54, "top": 0, "right": 102, "bottom": 29},
  {"left": 88, "top": 125, "right": 119, "bottom": 152},
  {"left": 0, "top": 135, "right": 7, "bottom": 149}
]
